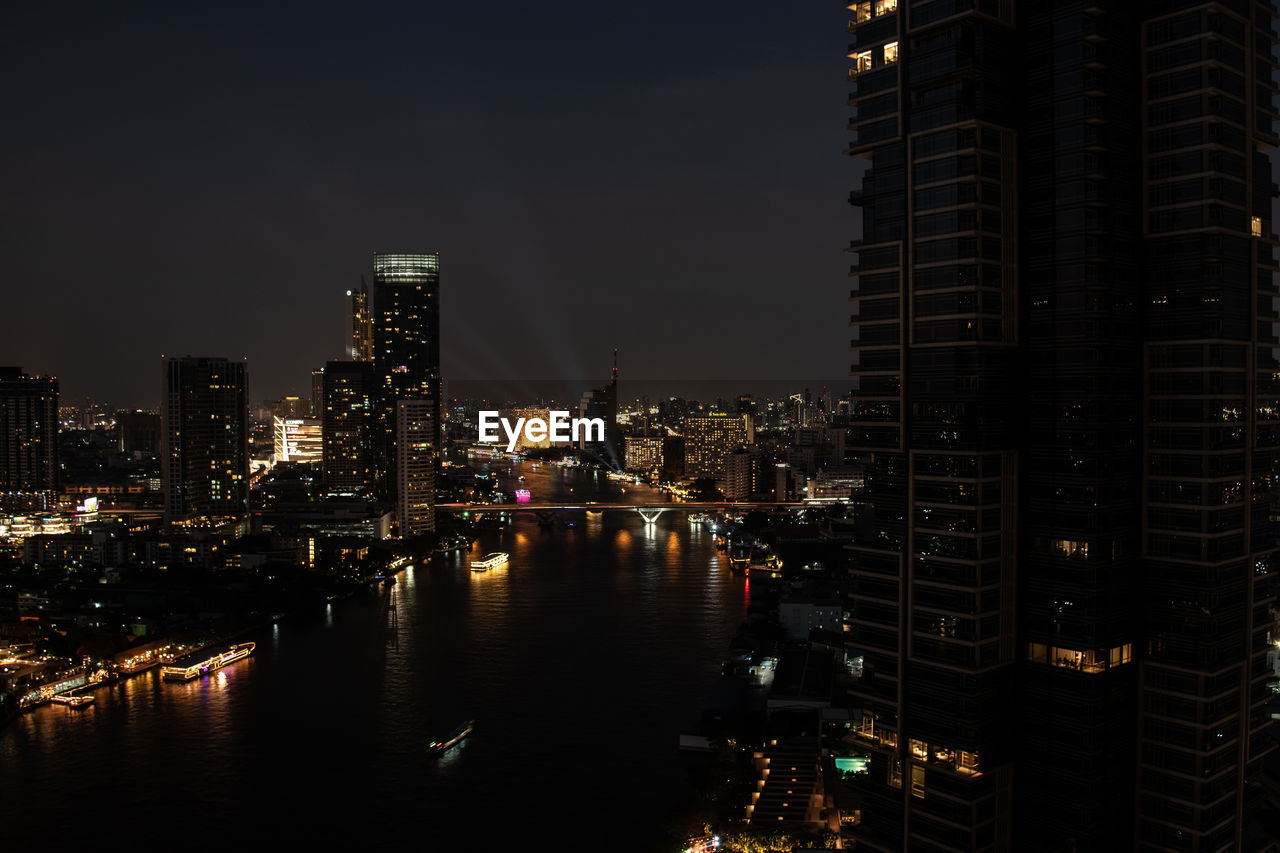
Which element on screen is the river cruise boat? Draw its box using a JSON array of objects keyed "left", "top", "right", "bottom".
[
  {"left": 471, "top": 552, "right": 508, "bottom": 572},
  {"left": 161, "top": 642, "right": 256, "bottom": 681}
]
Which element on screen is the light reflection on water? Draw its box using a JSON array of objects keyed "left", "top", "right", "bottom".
[{"left": 0, "top": 463, "right": 749, "bottom": 850}]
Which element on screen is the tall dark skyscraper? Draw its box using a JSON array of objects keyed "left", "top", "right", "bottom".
[
  {"left": 578, "top": 349, "right": 621, "bottom": 469},
  {"left": 845, "top": 2, "right": 1277, "bottom": 850},
  {"left": 161, "top": 356, "right": 248, "bottom": 522},
  {"left": 372, "top": 252, "right": 441, "bottom": 529},
  {"left": 0, "top": 366, "right": 59, "bottom": 511},
  {"left": 321, "top": 359, "right": 376, "bottom": 494},
  {"left": 348, "top": 276, "right": 374, "bottom": 362}
]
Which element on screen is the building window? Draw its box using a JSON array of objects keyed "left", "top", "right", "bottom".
[
  {"left": 856, "top": 50, "right": 873, "bottom": 74},
  {"left": 1252, "top": 215, "right": 1263, "bottom": 237},
  {"left": 875, "top": 0, "right": 897, "bottom": 13},
  {"left": 851, "top": 1, "right": 872, "bottom": 22},
  {"left": 910, "top": 765, "right": 926, "bottom": 798},
  {"left": 1051, "top": 538, "right": 1089, "bottom": 558},
  {"left": 883, "top": 41, "right": 899, "bottom": 64}
]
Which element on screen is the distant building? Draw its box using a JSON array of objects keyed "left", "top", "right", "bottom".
[
  {"left": 737, "top": 395, "right": 757, "bottom": 444},
  {"left": 723, "top": 449, "right": 754, "bottom": 501},
  {"left": 624, "top": 435, "right": 663, "bottom": 472},
  {"left": 0, "top": 367, "right": 59, "bottom": 511},
  {"left": 310, "top": 368, "right": 324, "bottom": 419},
  {"left": 806, "top": 466, "right": 863, "bottom": 502},
  {"left": 272, "top": 417, "right": 322, "bottom": 464},
  {"left": 661, "top": 435, "right": 684, "bottom": 480},
  {"left": 579, "top": 350, "right": 620, "bottom": 468},
  {"left": 347, "top": 276, "right": 374, "bottom": 362},
  {"left": 161, "top": 357, "right": 248, "bottom": 522},
  {"left": 321, "top": 361, "right": 377, "bottom": 494},
  {"left": 271, "top": 396, "right": 309, "bottom": 420},
  {"left": 116, "top": 409, "right": 161, "bottom": 456},
  {"left": 683, "top": 414, "right": 746, "bottom": 480},
  {"left": 394, "top": 398, "right": 435, "bottom": 536}
]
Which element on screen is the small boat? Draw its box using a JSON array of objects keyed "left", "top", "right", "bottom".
[
  {"left": 52, "top": 694, "right": 93, "bottom": 707},
  {"left": 427, "top": 719, "right": 474, "bottom": 757},
  {"left": 471, "top": 552, "right": 508, "bottom": 572}
]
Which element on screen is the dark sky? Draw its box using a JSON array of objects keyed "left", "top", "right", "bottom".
[{"left": 2, "top": 1, "right": 853, "bottom": 408}]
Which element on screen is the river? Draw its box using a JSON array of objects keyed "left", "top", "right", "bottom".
[{"left": 0, "top": 460, "right": 747, "bottom": 850}]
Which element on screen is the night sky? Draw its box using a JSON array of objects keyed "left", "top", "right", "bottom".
[{"left": 2, "top": 1, "right": 853, "bottom": 408}]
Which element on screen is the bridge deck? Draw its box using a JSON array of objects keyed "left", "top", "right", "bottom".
[{"left": 436, "top": 502, "right": 809, "bottom": 512}]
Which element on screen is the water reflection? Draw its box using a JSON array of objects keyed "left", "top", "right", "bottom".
[{"left": 1, "top": 464, "right": 747, "bottom": 852}]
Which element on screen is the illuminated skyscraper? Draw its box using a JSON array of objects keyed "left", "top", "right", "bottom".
[
  {"left": 844, "top": 2, "right": 1278, "bottom": 849},
  {"left": 161, "top": 356, "right": 248, "bottom": 522},
  {"left": 395, "top": 398, "right": 435, "bottom": 536},
  {"left": 348, "top": 276, "right": 374, "bottom": 362},
  {"left": 373, "top": 252, "right": 440, "bottom": 531},
  {"left": 321, "top": 360, "right": 376, "bottom": 494},
  {"left": 0, "top": 367, "right": 59, "bottom": 511},
  {"left": 373, "top": 252, "right": 441, "bottom": 453}
]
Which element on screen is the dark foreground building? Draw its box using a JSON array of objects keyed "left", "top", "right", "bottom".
[
  {"left": 161, "top": 356, "right": 248, "bottom": 522},
  {"left": 844, "top": 2, "right": 1278, "bottom": 850}
]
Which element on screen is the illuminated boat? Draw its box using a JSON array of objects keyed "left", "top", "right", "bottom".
[
  {"left": 427, "top": 719, "right": 474, "bottom": 757},
  {"left": 51, "top": 693, "right": 94, "bottom": 707},
  {"left": 161, "top": 642, "right": 256, "bottom": 681},
  {"left": 471, "top": 552, "right": 508, "bottom": 572}
]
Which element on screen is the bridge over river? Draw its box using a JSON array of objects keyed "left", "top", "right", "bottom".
[{"left": 436, "top": 501, "right": 810, "bottom": 524}]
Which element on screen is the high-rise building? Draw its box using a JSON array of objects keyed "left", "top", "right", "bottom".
[
  {"left": 578, "top": 349, "right": 621, "bottom": 468},
  {"left": 844, "top": 3, "right": 1277, "bottom": 850},
  {"left": 161, "top": 357, "right": 248, "bottom": 522},
  {"left": 737, "top": 394, "right": 757, "bottom": 444},
  {"left": 372, "top": 252, "right": 441, "bottom": 529},
  {"left": 395, "top": 398, "right": 435, "bottom": 537},
  {"left": 271, "top": 396, "right": 309, "bottom": 420},
  {"left": 723, "top": 449, "right": 754, "bottom": 501},
  {"left": 0, "top": 367, "right": 59, "bottom": 511},
  {"left": 348, "top": 276, "right": 374, "bottom": 362},
  {"left": 310, "top": 368, "right": 325, "bottom": 419},
  {"left": 115, "top": 409, "right": 160, "bottom": 456},
  {"left": 624, "top": 435, "right": 664, "bottom": 472},
  {"left": 683, "top": 413, "right": 747, "bottom": 480},
  {"left": 322, "top": 360, "right": 377, "bottom": 494},
  {"left": 373, "top": 251, "right": 441, "bottom": 443}
]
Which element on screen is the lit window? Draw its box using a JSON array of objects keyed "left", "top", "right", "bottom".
[
  {"left": 1252, "top": 216, "right": 1263, "bottom": 237},
  {"left": 856, "top": 50, "right": 873, "bottom": 74},
  {"left": 910, "top": 765, "right": 926, "bottom": 798},
  {"left": 883, "top": 41, "right": 899, "bottom": 64},
  {"left": 875, "top": 0, "right": 897, "bottom": 13},
  {"left": 852, "top": 1, "right": 872, "bottom": 22}
]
